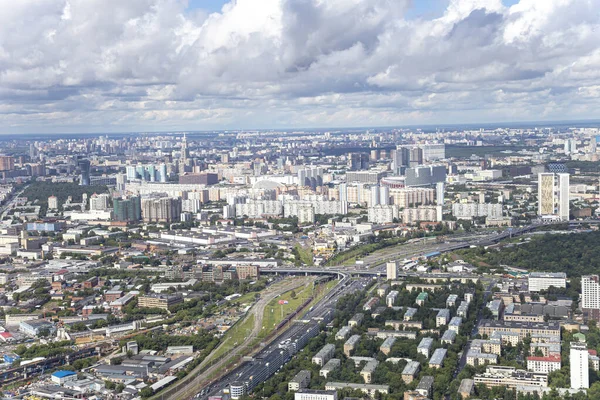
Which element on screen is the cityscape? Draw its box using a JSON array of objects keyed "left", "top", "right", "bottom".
[{"left": 2, "top": 1, "right": 600, "bottom": 400}]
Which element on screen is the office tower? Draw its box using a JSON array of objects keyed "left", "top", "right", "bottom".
[
  {"left": 116, "top": 174, "right": 127, "bottom": 191},
  {"left": 386, "top": 261, "right": 398, "bottom": 280},
  {"left": 29, "top": 143, "right": 36, "bottom": 159},
  {"left": 436, "top": 182, "right": 445, "bottom": 206},
  {"left": 348, "top": 153, "right": 369, "bottom": 171},
  {"left": 590, "top": 136, "right": 597, "bottom": 154},
  {"left": 570, "top": 342, "right": 589, "bottom": 389},
  {"left": 77, "top": 159, "right": 91, "bottom": 186},
  {"left": 392, "top": 147, "right": 410, "bottom": 175},
  {"left": 370, "top": 185, "right": 380, "bottom": 206},
  {"left": 379, "top": 185, "right": 390, "bottom": 206},
  {"left": 537, "top": 173, "right": 569, "bottom": 221},
  {"left": 158, "top": 164, "right": 168, "bottom": 182},
  {"left": 113, "top": 196, "right": 142, "bottom": 222},
  {"left": 179, "top": 133, "right": 189, "bottom": 175},
  {"left": 409, "top": 147, "right": 423, "bottom": 167},
  {"left": 564, "top": 139, "right": 577, "bottom": 155}
]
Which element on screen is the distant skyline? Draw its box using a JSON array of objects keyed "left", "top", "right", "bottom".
[{"left": 1, "top": 0, "right": 599, "bottom": 134}]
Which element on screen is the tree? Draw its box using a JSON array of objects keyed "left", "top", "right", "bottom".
[{"left": 140, "top": 387, "right": 154, "bottom": 398}]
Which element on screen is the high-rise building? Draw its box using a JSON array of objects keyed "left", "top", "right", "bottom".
[
  {"left": 537, "top": 173, "right": 569, "bottom": 221},
  {"left": 582, "top": 275, "right": 600, "bottom": 321},
  {"left": 436, "top": 182, "right": 445, "bottom": 206},
  {"left": 409, "top": 147, "right": 423, "bottom": 167},
  {"left": 370, "top": 185, "right": 380, "bottom": 207},
  {"left": 379, "top": 185, "right": 390, "bottom": 206},
  {"left": 392, "top": 147, "right": 410, "bottom": 175},
  {"left": 0, "top": 156, "right": 15, "bottom": 172},
  {"left": 570, "top": 342, "right": 589, "bottom": 389},
  {"left": 48, "top": 196, "right": 59, "bottom": 210},
  {"left": 297, "top": 167, "right": 324, "bottom": 190},
  {"left": 564, "top": 139, "right": 577, "bottom": 155},
  {"left": 77, "top": 159, "right": 91, "bottom": 186},
  {"left": 113, "top": 196, "right": 142, "bottom": 222},
  {"left": 405, "top": 165, "right": 446, "bottom": 187},
  {"left": 348, "top": 153, "right": 369, "bottom": 171},
  {"left": 142, "top": 197, "right": 182, "bottom": 223},
  {"left": 89, "top": 193, "right": 111, "bottom": 211},
  {"left": 386, "top": 261, "right": 398, "bottom": 280}
]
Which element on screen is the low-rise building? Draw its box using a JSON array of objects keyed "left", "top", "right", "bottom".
[
  {"left": 448, "top": 317, "right": 462, "bottom": 333},
  {"left": 313, "top": 344, "right": 335, "bottom": 366},
  {"left": 138, "top": 294, "right": 183, "bottom": 310},
  {"left": 417, "top": 338, "right": 434, "bottom": 358},
  {"left": 466, "top": 350, "right": 498, "bottom": 367},
  {"left": 320, "top": 359, "right": 341, "bottom": 378},
  {"left": 325, "top": 382, "right": 389, "bottom": 397},
  {"left": 380, "top": 337, "right": 396, "bottom": 355},
  {"left": 295, "top": 390, "right": 337, "bottom": 400},
  {"left": 344, "top": 335, "right": 361, "bottom": 357},
  {"left": 474, "top": 366, "right": 548, "bottom": 389},
  {"left": 401, "top": 361, "right": 421, "bottom": 384},
  {"left": 348, "top": 313, "right": 364, "bottom": 327},
  {"left": 360, "top": 359, "right": 379, "bottom": 383},
  {"left": 526, "top": 354, "right": 562, "bottom": 374},
  {"left": 436, "top": 309, "right": 450, "bottom": 327},
  {"left": 289, "top": 370, "right": 311, "bottom": 391},
  {"left": 429, "top": 348, "right": 447, "bottom": 368}
]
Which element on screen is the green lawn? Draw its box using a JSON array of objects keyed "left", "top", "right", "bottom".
[
  {"left": 259, "top": 278, "right": 338, "bottom": 337},
  {"left": 203, "top": 314, "right": 255, "bottom": 365}
]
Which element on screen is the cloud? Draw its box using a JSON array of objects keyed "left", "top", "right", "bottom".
[{"left": 0, "top": 0, "right": 600, "bottom": 133}]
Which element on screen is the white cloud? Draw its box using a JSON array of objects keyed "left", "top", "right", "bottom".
[{"left": 0, "top": 0, "right": 600, "bottom": 133}]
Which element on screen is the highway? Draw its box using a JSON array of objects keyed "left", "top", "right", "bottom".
[
  {"left": 194, "top": 275, "right": 363, "bottom": 400},
  {"left": 158, "top": 277, "right": 315, "bottom": 400}
]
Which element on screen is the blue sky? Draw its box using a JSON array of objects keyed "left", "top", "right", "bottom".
[{"left": 187, "top": 0, "right": 522, "bottom": 19}]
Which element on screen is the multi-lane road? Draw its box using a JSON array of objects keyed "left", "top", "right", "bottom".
[
  {"left": 195, "top": 275, "right": 362, "bottom": 400},
  {"left": 158, "top": 277, "right": 315, "bottom": 400}
]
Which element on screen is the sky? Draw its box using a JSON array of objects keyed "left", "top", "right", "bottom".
[{"left": 1, "top": 0, "right": 600, "bottom": 134}]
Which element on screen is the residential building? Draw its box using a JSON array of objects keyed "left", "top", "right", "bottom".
[
  {"left": 325, "top": 383, "right": 389, "bottom": 397},
  {"left": 344, "top": 335, "right": 360, "bottom": 357},
  {"left": 417, "top": 338, "right": 434, "bottom": 358},
  {"left": 571, "top": 342, "right": 589, "bottom": 389},
  {"left": 401, "top": 361, "right": 420, "bottom": 384},
  {"left": 527, "top": 355, "right": 562, "bottom": 374},
  {"left": 319, "top": 359, "right": 341, "bottom": 378},
  {"left": 312, "top": 344, "right": 335, "bottom": 366},
  {"left": 537, "top": 172, "right": 570, "bottom": 221},
  {"left": 429, "top": 348, "right": 447, "bottom": 368},
  {"left": 289, "top": 370, "right": 311, "bottom": 391}
]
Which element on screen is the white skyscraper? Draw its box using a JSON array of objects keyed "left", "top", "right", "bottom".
[
  {"left": 582, "top": 275, "right": 600, "bottom": 321},
  {"left": 436, "top": 182, "right": 444, "bottom": 206},
  {"left": 370, "top": 185, "right": 380, "bottom": 206},
  {"left": 570, "top": 342, "right": 589, "bottom": 389},
  {"left": 538, "top": 172, "right": 569, "bottom": 221},
  {"left": 558, "top": 173, "right": 570, "bottom": 221},
  {"left": 379, "top": 186, "right": 390, "bottom": 206},
  {"left": 386, "top": 261, "right": 398, "bottom": 280}
]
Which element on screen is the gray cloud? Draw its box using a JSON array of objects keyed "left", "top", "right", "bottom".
[{"left": 0, "top": 0, "right": 600, "bottom": 133}]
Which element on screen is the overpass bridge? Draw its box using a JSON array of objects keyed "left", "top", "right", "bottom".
[{"left": 262, "top": 221, "right": 585, "bottom": 278}]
